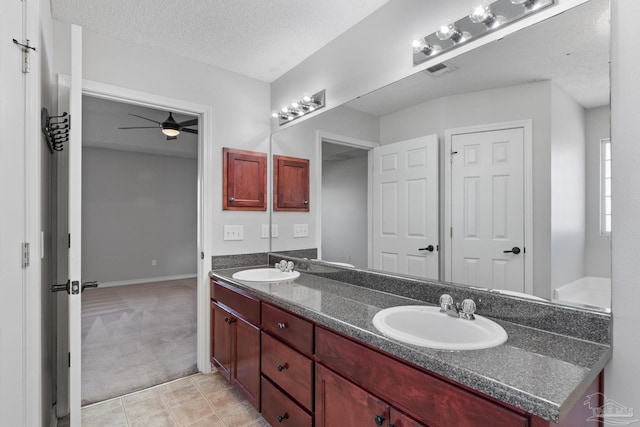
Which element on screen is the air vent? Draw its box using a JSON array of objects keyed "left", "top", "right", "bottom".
[{"left": 423, "top": 62, "right": 457, "bottom": 78}]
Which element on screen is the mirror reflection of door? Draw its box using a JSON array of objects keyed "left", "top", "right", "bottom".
[
  {"left": 447, "top": 125, "right": 527, "bottom": 292},
  {"left": 372, "top": 135, "right": 439, "bottom": 280}
]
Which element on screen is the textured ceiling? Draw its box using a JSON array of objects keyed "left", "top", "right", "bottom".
[{"left": 50, "top": 0, "right": 391, "bottom": 82}]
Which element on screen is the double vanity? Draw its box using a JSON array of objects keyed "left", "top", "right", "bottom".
[{"left": 210, "top": 256, "right": 611, "bottom": 427}]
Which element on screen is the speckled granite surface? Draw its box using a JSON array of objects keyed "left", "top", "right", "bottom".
[{"left": 210, "top": 266, "right": 611, "bottom": 423}]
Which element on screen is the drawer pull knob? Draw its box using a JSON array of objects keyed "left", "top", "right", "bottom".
[
  {"left": 276, "top": 363, "right": 288, "bottom": 372},
  {"left": 277, "top": 413, "right": 289, "bottom": 422},
  {"left": 374, "top": 415, "right": 385, "bottom": 426},
  {"left": 277, "top": 322, "right": 287, "bottom": 330},
  {"left": 224, "top": 317, "right": 235, "bottom": 324}
]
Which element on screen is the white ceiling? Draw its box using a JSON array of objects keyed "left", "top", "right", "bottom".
[{"left": 50, "top": 0, "right": 391, "bottom": 82}]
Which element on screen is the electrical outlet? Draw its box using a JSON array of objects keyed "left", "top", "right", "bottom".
[
  {"left": 151, "top": 259, "right": 157, "bottom": 266},
  {"left": 293, "top": 223, "right": 309, "bottom": 238},
  {"left": 261, "top": 224, "right": 269, "bottom": 238},
  {"left": 271, "top": 224, "right": 279, "bottom": 238},
  {"left": 223, "top": 225, "right": 244, "bottom": 241}
]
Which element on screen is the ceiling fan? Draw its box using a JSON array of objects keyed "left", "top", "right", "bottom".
[{"left": 119, "top": 112, "right": 198, "bottom": 140}]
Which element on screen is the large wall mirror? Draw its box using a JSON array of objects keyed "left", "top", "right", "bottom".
[{"left": 270, "top": 0, "right": 610, "bottom": 312}]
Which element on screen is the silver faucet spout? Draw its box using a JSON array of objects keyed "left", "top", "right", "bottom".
[{"left": 445, "top": 303, "right": 461, "bottom": 318}]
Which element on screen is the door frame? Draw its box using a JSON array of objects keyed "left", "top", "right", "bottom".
[
  {"left": 55, "top": 76, "right": 214, "bottom": 413},
  {"left": 444, "top": 120, "right": 533, "bottom": 294},
  {"left": 314, "top": 131, "right": 378, "bottom": 263}
]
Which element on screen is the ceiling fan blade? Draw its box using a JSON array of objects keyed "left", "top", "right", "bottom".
[
  {"left": 166, "top": 136, "right": 178, "bottom": 141},
  {"left": 128, "top": 113, "right": 161, "bottom": 125},
  {"left": 178, "top": 118, "right": 198, "bottom": 127},
  {"left": 118, "top": 126, "right": 158, "bottom": 129},
  {"left": 181, "top": 128, "right": 198, "bottom": 134}
]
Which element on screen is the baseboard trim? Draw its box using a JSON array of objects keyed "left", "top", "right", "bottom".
[{"left": 99, "top": 274, "right": 197, "bottom": 288}]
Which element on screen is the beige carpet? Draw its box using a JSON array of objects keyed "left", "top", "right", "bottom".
[{"left": 81, "top": 278, "right": 198, "bottom": 405}]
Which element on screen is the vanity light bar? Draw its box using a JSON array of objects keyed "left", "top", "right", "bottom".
[
  {"left": 271, "top": 90, "right": 326, "bottom": 126},
  {"left": 413, "top": 0, "right": 554, "bottom": 66}
]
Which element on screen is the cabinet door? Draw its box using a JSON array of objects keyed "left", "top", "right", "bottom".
[
  {"left": 273, "top": 155, "right": 310, "bottom": 211},
  {"left": 316, "top": 364, "right": 389, "bottom": 427},
  {"left": 389, "top": 409, "right": 427, "bottom": 427},
  {"left": 211, "top": 302, "right": 232, "bottom": 381},
  {"left": 223, "top": 147, "right": 267, "bottom": 210},
  {"left": 233, "top": 316, "right": 261, "bottom": 411}
]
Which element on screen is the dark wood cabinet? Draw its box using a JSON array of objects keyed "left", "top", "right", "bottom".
[
  {"left": 273, "top": 155, "right": 310, "bottom": 211},
  {"left": 223, "top": 147, "right": 267, "bottom": 210},
  {"left": 315, "top": 364, "right": 414, "bottom": 427},
  {"left": 210, "top": 278, "right": 604, "bottom": 427},
  {"left": 210, "top": 281, "right": 261, "bottom": 410}
]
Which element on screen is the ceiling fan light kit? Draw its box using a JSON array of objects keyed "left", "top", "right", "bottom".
[{"left": 119, "top": 111, "right": 198, "bottom": 140}]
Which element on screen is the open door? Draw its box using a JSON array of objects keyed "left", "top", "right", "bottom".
[{"left": 53, "top": 25, "right": 97, "bottom": 426}]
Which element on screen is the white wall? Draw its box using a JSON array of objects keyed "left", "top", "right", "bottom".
[
  {"left": 585, "top": 106, "right": 611, "bottom": 278},
  {"left": 607, "top": 0, "right": 640, "bottom": 417},
  {"left": 52, "top": 22, "right": 271, "bottom": 256},
  {"left": 322, "top": 151, "right": 368, "bottom": 268},
  {"left": 550, "top": 85, "right": 587, "bottom": 288},
  {"left": 82, "top": 147, "right": 197, "bottom": 283},
  {"left": 271, "top": 105, "right": 379, "bottom": 252}
]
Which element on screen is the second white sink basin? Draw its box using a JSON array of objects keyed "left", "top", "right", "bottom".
[
  {"left": 232, "top": 268, "right": 300, "bottom": 283},
  {"left": 372, "top": 305, "right": 507, "bottom": 351}
]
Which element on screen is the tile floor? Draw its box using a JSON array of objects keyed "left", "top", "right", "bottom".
[{"left": 61, "top": 372, "right": 269, "bottom": 427}]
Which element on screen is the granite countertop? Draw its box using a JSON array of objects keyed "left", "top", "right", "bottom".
[{"left": 210, "top": 267, "right": 612, "bottom": 423}]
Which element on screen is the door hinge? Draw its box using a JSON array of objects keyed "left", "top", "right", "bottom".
[
  {"left": 22, "top": 243, "right": 31, "bottom": 268},
  {"left": 12, "top": 39, "right": 36, "bottom": 73},
  {"left": 22, "top": 243, "right": 30, "bottom": 267},
  {"left": 68, "top": 352, "right": 71, "bottom": 367},
  {"left": 450, "top": 227, "right": 453, "bottom": 238},
  {"left": 201, "top": 251, "right": 205, "bottom": 260},
  {"left": 68, "top": 233, "right": 71, "bottom": 248}
]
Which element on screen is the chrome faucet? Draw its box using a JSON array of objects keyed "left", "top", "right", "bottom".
[
  {"left": 439, "top": 294, "right": 476, "bottom": 320},
  {"left": 275, "top": 260, "right": 295, "bottom": 272}
]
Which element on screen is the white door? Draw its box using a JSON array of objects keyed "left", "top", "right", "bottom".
[
  {"left": 449, "top": 127, "right": 525, "bottom": 291},
  {"left": 0, "top": 1, "right": 27, "bottom": 423},
  {"left": 372, "top": 135, "right": 439, "bottom": 280}
]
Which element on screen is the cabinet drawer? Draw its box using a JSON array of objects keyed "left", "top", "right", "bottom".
[
  {"left": 211, "top": 280, "right": 260, "bottom": 325},
  {"left": 262, "top": 332, "right": 313, "bottom": 410},
  {"left": 261, "top": 376, "right": 312, "bottom": 427},
  {"left": 316, "top": 327, "right": 528, "bottom": 427},
  {"left": 262, "top": 303, "right": 313, "bottom": 355}
]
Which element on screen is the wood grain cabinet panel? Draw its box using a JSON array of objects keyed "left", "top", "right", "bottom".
[
  {"left": 223, "top": 147, "right": 267, "bottom": 210},
  {"left": 316, "top": 364, "right": 391, "bottom": 427},
  {"left": 262, "top": 376, "right": 312, "bottom": 427},
  {"left": 261, "top": 332, "right": 313, "bottom": 410},
  {"left": 273, "top": 155, "right": 310, "bottom": 211},
  {"left": 262, "top": 303, "right": 313, "bottom": 356}
]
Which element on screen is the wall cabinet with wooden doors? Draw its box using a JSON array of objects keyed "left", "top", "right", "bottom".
[
  {"left": 223, "top": 147, "right": 267, "bottom": 210},
  {"left": 273, "top": 155, "right": 310, "bottom": 211},
  {"left": 210, "top": 280, "right": 261, "bottom": 410}
]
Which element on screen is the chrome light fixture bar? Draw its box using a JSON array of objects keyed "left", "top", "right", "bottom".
[
  {"left": 413, "top": 0, "right": 554, "bottom": 66},
  {"left": 271, "top": 90, "right": 326, "bottom": 126}
]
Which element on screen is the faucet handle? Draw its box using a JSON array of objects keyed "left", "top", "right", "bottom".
[
  {"left": 460, "top": 299, "right": 476, "bottom": 320},
  {"left": 287, "top": 261, "right": 294, "bottom": 272},
  {"left": 439, "top": 294, "right": 453, "bottom": 312}
]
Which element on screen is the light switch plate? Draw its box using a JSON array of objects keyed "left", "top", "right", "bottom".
[
  {"left": 223, "top": 225, "right": 244, "bottom": 241},
  {"left": 293, "top": 223, "right": 309, "bottom": 238},
  {"left": 271, "top": 224, "right": 279, "bottom": 238},
  {"left": 261, "top": 224, "right": 269, "bottom": 238}
]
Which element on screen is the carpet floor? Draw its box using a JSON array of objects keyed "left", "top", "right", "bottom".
[{"left": 81, "top": 278, "right": 198, "bottom": 405}]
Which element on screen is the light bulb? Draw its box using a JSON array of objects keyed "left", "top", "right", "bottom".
[
  {"left": 161, "top": 128, "right": 180, "bottom": 137},
  {"left": 291, "top": 100, "right": 300, "bottom": 109},
  {"left": 302, "top": 93, "right": 313, "bottom": 103},
  {"left": 280, "top": 105, "right": 289, "bottom": 113},
  {"left": 412, "top": 36, "right": 441, "bottom": 56},
  {"left": 436, "top": 20, "right": 456, "bottom": 40},
  {"left": 271, "top": 110, "right": 279, "bottom": 119},
  {"left": 469, "top": 3, "right": 492, "bottom": 23}
]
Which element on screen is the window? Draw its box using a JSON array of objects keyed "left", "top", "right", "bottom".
[{"left": 600, "top": 138, "right": 611, "bottom": 235}]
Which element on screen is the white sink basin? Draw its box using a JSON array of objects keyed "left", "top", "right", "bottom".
[
  {"left": 372, "top": 306, "right": 507, "bottom": 351},
  {"left": 232, "top": 268, "right": 300, "bottom": 283}
]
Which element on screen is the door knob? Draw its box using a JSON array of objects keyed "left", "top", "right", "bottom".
[
  {"left": 503, "top": 247, "right": 521, "bottom": 255},
  {"left": 418, "top": 245, "right": 435, "bottom": 252},
  {"left": 374, "top": 415, "right": 385, "bottom": 426},
  {"left": 51, "top": 280, "right": 70, "bottom": 294}
]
